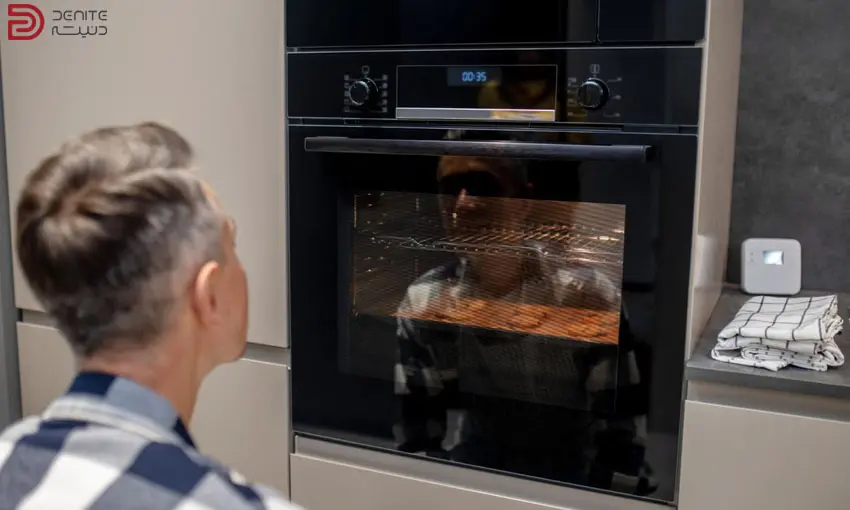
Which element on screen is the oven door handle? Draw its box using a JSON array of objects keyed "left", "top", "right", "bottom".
[{"left": 303, "top": 137, "right": 653, "bottom": 163}]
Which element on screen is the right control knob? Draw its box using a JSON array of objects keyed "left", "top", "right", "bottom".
[{"left": 577, "top": 78, "right": 610, "bottom": 110}]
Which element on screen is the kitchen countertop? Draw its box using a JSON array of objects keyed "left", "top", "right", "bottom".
[{"left": 686, "top": 288, "right": 850, "bottom": 399}]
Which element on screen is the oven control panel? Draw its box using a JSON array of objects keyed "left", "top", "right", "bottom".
[{"left": 289, "top": 48, "right": 702, "bottom": 127}]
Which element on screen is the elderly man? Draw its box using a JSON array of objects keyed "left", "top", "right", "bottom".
[{"left": 0, "top": 123, "right": 297, "bottom": 509}]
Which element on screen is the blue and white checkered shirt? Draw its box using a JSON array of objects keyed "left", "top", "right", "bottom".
[{"left": 0, "top": 372, "right": 298, "bottom": 510}]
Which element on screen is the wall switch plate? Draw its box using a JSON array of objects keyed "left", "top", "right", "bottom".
[{"left": 741, "top": 238, "right": 802, "bottom": 296}]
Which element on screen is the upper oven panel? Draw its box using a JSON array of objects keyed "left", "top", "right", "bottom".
[
  {"left": 599, "top": 0, "right": 707, "bottom": 42},
  {"left": 285, "top": 0, "right": 599, "bottom": 48},
  {"left": 285, "top": 1, "right": 708, "bottom": 49}
]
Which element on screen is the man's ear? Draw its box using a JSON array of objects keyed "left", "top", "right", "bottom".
[{"left": 191, "top": 260, "right": 221, "bottom": 326}]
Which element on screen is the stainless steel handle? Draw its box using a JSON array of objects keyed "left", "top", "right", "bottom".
[{"left": 304, "top": 137, "right": 653, "bottom": 163}]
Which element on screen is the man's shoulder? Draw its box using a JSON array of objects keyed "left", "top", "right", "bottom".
[
  {"left": 0, "top": 416, "right": 298, "bottom": 509},
  {"left": 0, "top": 414, "right": 43, "bottom": 442},
  {"left": 400, "top": 261, "right": 462, "bottom": 311}
]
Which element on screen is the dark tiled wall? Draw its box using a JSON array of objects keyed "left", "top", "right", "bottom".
[{"left": 727, "top": 0, "right": 850, "bottom": 290}]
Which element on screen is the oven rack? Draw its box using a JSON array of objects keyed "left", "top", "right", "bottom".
[{"left": 365, "top": 226, "right": 624, "bottom": 266}]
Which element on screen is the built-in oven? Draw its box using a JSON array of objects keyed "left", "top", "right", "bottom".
[
  {"left": 286, "top": 0, "right": 707, "bottom": 48},
  {"left": 287, "top": 47, "right": 701, "bottom": 504}
]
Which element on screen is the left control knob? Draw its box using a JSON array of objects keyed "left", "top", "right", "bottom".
[{"left": 347, "top": 79, "right": 379, "bottom": 107}]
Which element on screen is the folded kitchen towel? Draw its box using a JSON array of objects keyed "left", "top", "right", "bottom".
[{"left": 710, "top": 295, "right": 845, "bottom": 372}]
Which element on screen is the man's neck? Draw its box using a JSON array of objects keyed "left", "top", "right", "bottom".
[
  {"left": 468, "top": 257, "right": 525, "bottom": 298},
  {"left": 79, "top": 351, "right": 201, "bottom": 425}
]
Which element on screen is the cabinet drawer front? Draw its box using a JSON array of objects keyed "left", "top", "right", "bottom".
[
  {"left": 17, "top": 323, "right": 75, "bottom": 416},
  {"left": 193, "top": 358, "right": 291, "bottom": 493},
  {"left": 679, "top": 400, "right": 850, "bottom": 510},
  {"left": 292, "top": 438, "right": 666, "bottom": 510},
  {"left": 292, "top": 453, "right": 561, "bottom": 510}
]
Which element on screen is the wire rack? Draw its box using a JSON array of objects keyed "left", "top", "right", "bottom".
[
  {"left": 367, "top": 224, "right": 624, "bottom": 267},
  {"left": 355, "top": 192, "right": 624, "bottom": 262}
]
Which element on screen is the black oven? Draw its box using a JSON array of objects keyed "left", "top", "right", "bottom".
[
  {"left": 287, "top": 46, "right": 701, "bottom": 504},
  {"left": 286, "top": 0, "right": 707, "bottom": 48}
]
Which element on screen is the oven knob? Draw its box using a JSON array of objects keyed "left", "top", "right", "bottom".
[
  {"left": 577, "top": 78, "right": 610, "bottom": 110},
  {"left": 347, "top": 78, "right": 379, "bottom": 107}
]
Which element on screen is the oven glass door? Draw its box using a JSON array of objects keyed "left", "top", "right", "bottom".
[
  {"left": 285, "top": 0, "right": 598, "bottom": 48},
  {"left": 289, "top": 126, "right": 696, "bottom": 503}
]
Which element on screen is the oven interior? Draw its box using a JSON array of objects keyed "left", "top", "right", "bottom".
[
  {"left": 352, "top": 190, "right": 625, "bottom": 338},
  {"left": 345, "top": 189, "right": 627, "bottom": 410}
]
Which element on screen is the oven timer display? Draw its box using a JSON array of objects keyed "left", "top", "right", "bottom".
[{"left": 447, "top": 67, "right": 502, "bottom": 87}]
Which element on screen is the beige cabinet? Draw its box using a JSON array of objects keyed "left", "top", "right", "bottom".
[
  {"left": 15, "top": 323, "right": 290, "bottom": 493},
  {"left": 193, "top": 357, "right": 290, "bottom": 493},
  {"left": 16, "top": 323, "right": 76, "bottom": 416},
  {"left": 292, "top": 454, "right": 556, "bottom": 510},
  {"left": 1, "top": 0, "right": 287, "bottom": 348},
  {"left": 291, "top": 439, "right": 665, "bottom": 510},
  {"left": 679, "top": 400, "right": 850, "bottom": 510}
]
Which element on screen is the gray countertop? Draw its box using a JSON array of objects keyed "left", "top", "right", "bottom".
[{"left": 686, "top": 288, "right": 850, "bottom": 399}]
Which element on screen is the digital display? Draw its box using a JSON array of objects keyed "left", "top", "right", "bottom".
[
  {"left": 447, "top": 67, "right": 502, "bottom": 87},
  {"left": 396, "top": 65, "right": 558, "bottom": 122},
  {"left": 763, "top": 250, "right": 784, "bottom": 266}
]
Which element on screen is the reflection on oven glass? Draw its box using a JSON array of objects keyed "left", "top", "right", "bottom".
[
  {"left": 348, "top": 138, "right": 656, "bottom": 497},
  {"left": 356, "top": 194, "right": 626, "bottom": 344}
]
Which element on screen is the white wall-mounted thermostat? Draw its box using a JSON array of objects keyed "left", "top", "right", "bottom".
[{"left": 741, "top": 238, "right": 802, "bottom": 296}]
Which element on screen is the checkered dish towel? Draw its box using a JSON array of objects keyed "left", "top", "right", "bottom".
[{"left": 710, "top": 295, "right": 845, "bottom": 372}]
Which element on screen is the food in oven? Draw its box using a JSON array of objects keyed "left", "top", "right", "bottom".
[{"left": 396, "top": 297, "right": 619, "bottom": 344}]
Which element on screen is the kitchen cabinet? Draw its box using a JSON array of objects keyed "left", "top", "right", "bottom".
[
  {"left": 291, "top": 454, "right": 554, "bottom": 510},
  {"left": 16, "top": 323, "right": 75, "bottom": 416},
  {"left": 291, "top": 438, "right": 665, "bottom": 510},
  {"left": 1, "top": 0, "right": 287, "bottom": 348},
  {"left": 678, "top": 400, "right": 850, "bottom": 510},
  {"left": 193, "top": 357, "right": 290, "bottom": 493}
]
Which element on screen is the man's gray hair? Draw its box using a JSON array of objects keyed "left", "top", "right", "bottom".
[{"left": 16, "top": 122, "right": 224, "bottom": 356}]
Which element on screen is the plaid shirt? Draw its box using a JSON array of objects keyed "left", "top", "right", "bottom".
[{"left": 0, "top": 372, "right": 298, "bottom": 510}]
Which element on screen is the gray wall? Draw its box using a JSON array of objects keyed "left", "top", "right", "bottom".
[{"left": 727, "top": 0, "right": 850, "bottom": 291}]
